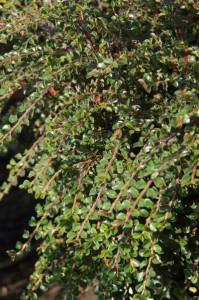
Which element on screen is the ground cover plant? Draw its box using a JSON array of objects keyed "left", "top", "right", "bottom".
[{"left": 0, "top": 0, "right": 198, "bottom": 299}]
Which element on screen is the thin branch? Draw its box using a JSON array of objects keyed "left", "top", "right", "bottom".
[
  {"left": 144, "top": 186, "right": 163, "bottom": 229},
  {"left": 29, "top": 139, "right": 65, "bottom": 187},
  {"left": 125, "top": 179, "right": 153, "bottom": 223},
  {"left": 0, "top": 133, "right": 45, "bottom": 200},
  {"left": 39, "top": 169, "right": 62, "bottom": 196},
  {"left": 190, "top": 163, "right": 197, "bottom": 185},
  {"left": 0, "top": 88, "right": 48, "bottom": 143},
  {"left": 141, "top": 255, "right": 153, "bottom": 296},
  {"left": 163, "top": 184, "right": 180, "bottom": 225},
  {"left": 75, "top": 145, "right": 119, "bottom": 241},
  {"left": 96, "top": 0, "right": 103, "bottom": 10},
  {"left": 72, "top": 176, "right": 83, "bottom": 214},
  {"left": 108, "top": 133, "right": 180, "bottom": 213}
]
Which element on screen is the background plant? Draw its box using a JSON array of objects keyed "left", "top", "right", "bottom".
[{"left": 0, "top": 0, "right": 198, "bottom": 299}]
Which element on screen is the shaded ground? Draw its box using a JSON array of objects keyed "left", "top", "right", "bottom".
[
  {"left": 0, "top": 250, "right": 37, "bottom": 299},
  {"left": 0, "top": 188, "right": 37, "bottom": 300}
]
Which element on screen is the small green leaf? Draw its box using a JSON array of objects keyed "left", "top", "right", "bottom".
[
  {"left": 98, "top": 62, "right": 105, "bottom": 68},
  {"left": 116, "top": 213, "right": 126, "bottom": 220},
  {"left": 9, "top": 114, "right": 18, "bottom": 123},
  {"left": 149, "top": 223, "right": 157, "bottom": 232}
]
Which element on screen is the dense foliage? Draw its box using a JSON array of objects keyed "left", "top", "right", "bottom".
[{"left": 0, "top": 0, "right": 198, "bottom": 299}]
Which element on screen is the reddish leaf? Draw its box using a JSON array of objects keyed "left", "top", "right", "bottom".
[
  {"left": 101, "top": 102, "right": 107, "bottom": 108},
  {"left": 114, "top": 129, "right": 120, "bottom": 135},
  {"left": 49, "top": 86, "right": 57, "bottom": 96},
  {"left": 94, "top": 94, "right": 101, "bottom": 103}
]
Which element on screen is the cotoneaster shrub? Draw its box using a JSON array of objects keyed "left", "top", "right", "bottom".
[{"left": 0, "top": 0, "right": 198, "bottom": 299}]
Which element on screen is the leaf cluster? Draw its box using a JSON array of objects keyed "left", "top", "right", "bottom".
[{"left": 0, "top": 0, "right": 198, "bottom": 299}]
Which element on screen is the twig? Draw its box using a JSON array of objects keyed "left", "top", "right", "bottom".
[
  {"left": 144, "top": 186, "right": 163, "bottom": 229},
  {"left": 163, "top": 184, "right": 179, "bottom": 225},
  {"left": 124, "top": 179, "right": 153, "bottom": 223},
  {"left": 75, "top": 146, "right": 119, "bottom": 240},
  {"left": 0, "top": 88, "right": 48, "bottom": 143},
  {"left": 190, "top": 163, "right": 197, "bottom": 185}
]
